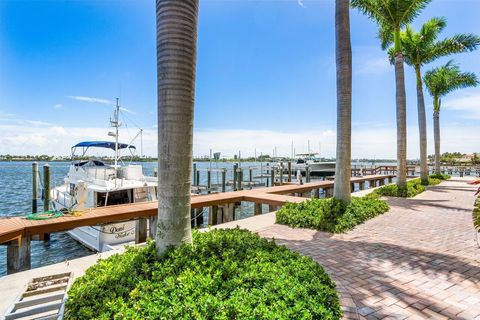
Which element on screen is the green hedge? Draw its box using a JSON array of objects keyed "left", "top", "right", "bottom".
[
  {"left": 474, "top": 196, "right": 480, "bottom": 230},
  {"left": 276, "top": 197, "right": 389, "bottom": 233},
  {"left": 65, "top": 229, "right": 342, "bottom": 320},
  {"left": 371, "top": 174, "right": 449, "bottom": 198}
]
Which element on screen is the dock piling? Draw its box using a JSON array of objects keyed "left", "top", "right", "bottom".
[
  {"left": 7, "top": 237, "right": 31, "bottom": 275},
  {"left": 254, "top": 203, "right": 262, "bottom": 215},
  {"left": 43, "top": 164, "right": 50, "bottom": 212},
  {"left": 279, "top": 162, "right": 284, "bottom": 185},
  {"left": 32, "top": 162, "right": 38, "bottom": 213},
  {"left": 207, "top": 170, "right": 211, "bottom": 194},
  {"left": 287, "top": 161, "right": 292, "bottom": 182},
  {"left": 221, "top": 169, "right": 226, "bottom": 192},
  {"left": 270, "top": 168, "right": 275, "bottom": 187},
  {"left": 135, "top": 218, "right": 148, "bottom": 244},
  {"left": 305, "top": 165, "right": 310, "bottom": 183},
  {"left": 193, "top": 163, "right": 197, "bottom": 185}
]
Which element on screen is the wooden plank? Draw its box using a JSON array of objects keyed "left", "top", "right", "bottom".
[{"left": 0, "top": 175, "right": 394, "bottom": 245}]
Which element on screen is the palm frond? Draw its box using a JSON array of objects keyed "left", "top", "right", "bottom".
[
  {"left": 419, "top": 17, "right": 446, "bottom": 45},
  {"left": 378, "top": 23, "right": 394, "bottom": 50},
  {"left": 398, "top": 0, "right": 432, "bottom": 26},
  {"left": 428, "top": 33, "right": 480, "bottom": 64},
  {"left": 424, "top": 61, "right": 478, "bottom": 102}
]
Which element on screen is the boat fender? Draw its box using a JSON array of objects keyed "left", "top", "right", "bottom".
[{"left": 75, "top": 180, "right": 88, "bottom": 211}]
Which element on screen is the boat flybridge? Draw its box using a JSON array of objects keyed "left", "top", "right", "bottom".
[
  {"left": 51, "top": 100, "right": 157, "bottom": 252},
  {"left": 294, "top": 153, "right": 336, "bottom": 177}
]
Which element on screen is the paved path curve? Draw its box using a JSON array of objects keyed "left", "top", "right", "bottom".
[{"left": 257, "top": 177, "right": 480, "bottom": 319}]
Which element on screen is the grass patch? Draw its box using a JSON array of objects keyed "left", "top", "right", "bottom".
[
  {"left": 276, "top": 197, "right": 389, "bottom": 233},
  {"left": 65, "top": 229, "right": 342, "bottom": 320},
  {"left": 370, "top": 174, "right": 450, "bottom": 198}
]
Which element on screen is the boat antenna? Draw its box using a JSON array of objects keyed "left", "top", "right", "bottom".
[{"left": 110, "top": 98, "right": 121, "bottom": 180}]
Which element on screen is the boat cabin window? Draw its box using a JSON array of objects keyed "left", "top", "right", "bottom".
[
  {"left": 297, "top": 159, "right": 305, "bottom": 164},
  {"left": 96, "top": 190, "right": 133, "bottom": 207}
]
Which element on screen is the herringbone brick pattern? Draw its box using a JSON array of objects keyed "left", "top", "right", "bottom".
[{"left": 258, "top": 178, "right": 480, "bottom": 319}]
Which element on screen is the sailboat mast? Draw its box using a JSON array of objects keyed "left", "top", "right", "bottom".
[{"left": 113, "top": 98, "right": 120, "bottom": 178}]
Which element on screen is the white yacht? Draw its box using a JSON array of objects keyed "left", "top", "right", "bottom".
[
  {"left": 293, "top": 153, "right": 336, "bottom": 177},
  {"left": 51, "top": 100, "right": 157, "bottom": 252}
]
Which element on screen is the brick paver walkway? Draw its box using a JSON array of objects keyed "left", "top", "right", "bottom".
[{"left": 258, "top": 177, "right": 480, "bottom": 319}]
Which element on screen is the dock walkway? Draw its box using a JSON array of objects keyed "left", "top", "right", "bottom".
[
  {"left": 0, "top": 174, "right": 391, "bottom": 244},
  {"left": 224, "top": 177, "right": 479, "bottom": 319},
  {"left": 1, "top": 178, "right": 478, "bottom": 319}
]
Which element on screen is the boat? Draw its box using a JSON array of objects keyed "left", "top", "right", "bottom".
[
  {"left": 51, "top": 100, "right": 157, "bottom": 252},
  {"left": 292, "top": 153, "right": 336, "bottom": 178}
]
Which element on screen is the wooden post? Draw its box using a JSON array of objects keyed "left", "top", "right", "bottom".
[
  {"left": 287, "top": 161, "right": 292, "bottom": 182},
  {"left": 233, "top": 164, "right": 238, "bottom": 191},
  {"left": 351, "top": 182, "right": 355, "bottom": 192},
  {"left": 325, "top": 188, "right": 333, "bottom": 198},
  {"left": 370, "top": 180, "right": 376, "bottom": 188},
  {"left": 359, "top": 181, "right": 365, "bottom": 190},
  {"left": 7, "top": 237, "right": 31, "bottom": 274},
  {"left": 193, "top": 163, "right": 197, "bottom": 185},
  {"left": 135, "top": 218, "right": 147, "bottom": 244},
  {"left": 221, "top": 169, "right": 226, "bottom": 193},
  {"left": 270, "top": 168, "right": 275, "bottom": 187},
  {"left": 268, "top": 204, "right": 278, "bottom": 212},
  {"left": 32, "top": 162, "right": 38, "bottom": 213},
  {"left": 42, "top": 164, "right": 51, "bottom": 241},
  {"left": 43, "top": 164, "right": 50, "bottom": 211},
  {"left": 279, "top": 162, "right": 284, "bottom": 185},
  {"left": 305, "top": 165, "right": 310, "bottom": 183},
  {"left": 207, "top": 169, "right": 211, "bottom": 194},
  {"left": 237, "top": 168, "right": 243, "bottom": 191},
  {"left": 149, "top": 216, "right": 158, "bottom": 238},
  {"left": 388, "top": 176, "right": 393, "bottom": 183},
  {"left": 210, "top": 205, "right": 218, "bottom": 225},
  {"left": 314, "top": 188, "right": 320, "bottom": 198},
  {"left": 196, "top": 170, "right": 200, "bottom": 188},
  {"left": 254, "top": 203, "right": 262, "bottom": 215},
  {"left": 249, "top": 168, "right": 253, "bottom": 182}
]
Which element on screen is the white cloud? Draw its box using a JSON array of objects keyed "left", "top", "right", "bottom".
[
  {"left": 67, "top": 96, "right": 113, "bottom": 105},
  {"left": 66, "top": 96, "right": 136, "bottom": 114},
  {"left": 442, "top": 89, "right": 480, "bottom": 119},
  {"left": 297, "top": 0, "right": 306, "bottom": 8},
  {"left": 54, "top": 104, "right": 63, "bottom": 109},
  {"left": 1, "top": 122, "right": 479, "bottom": 159},
  {"left": 353, "top": 46, "right": 392, "bottom": 75},
  {"left": 120, "top": 107, "right": 136, "bottom": 115}
]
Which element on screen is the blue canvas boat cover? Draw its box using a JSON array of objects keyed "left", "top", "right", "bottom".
[{"left": 73, "top": 141, "right": 135, "bottom": 150}]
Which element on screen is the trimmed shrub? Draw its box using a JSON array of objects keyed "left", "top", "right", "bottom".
[
  {"left": 372, "top": 174, "right": 447, "bottom": 198},
  {"left": 429, "top": 173, "right": 451, "bottom": 180},
  {"left": 276, "top": 197, "right": 389, "bottom": 233},
  {"left": 473, "top": 196, "right": 480, "bottom": 231},
  {"left": 65, "top": 229, "right": 342, "bottom": 320}
]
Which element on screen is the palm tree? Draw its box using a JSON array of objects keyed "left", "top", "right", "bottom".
[
  {"left": 351, "top": 0, "right": 431, "bottom": 195},
  {"left": 333, "top": 0, "right": 352, "bottom": 203},
  {"left": 390, "top": 17, "right": 480, "bottom": 184},
  {"left": 155, "top": 0, "right": 198, "bottom": 256},
  {"left": 424, "top": 61, "right": 478, "bottom": 174}
]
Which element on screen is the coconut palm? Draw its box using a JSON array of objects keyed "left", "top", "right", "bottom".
[
  {"left": 351, "top": 0, "right": 431, "bottom": 194},
  {"left": 389, "top": 17, "right": 480, "bottom": 184},
  {"left": 155, "top": 0, "right": 198, "bottom": 256},
  {"left": 424, "top": 61, "right": 478, "bottom": 174},
  {"left": 333, "top": 0, "right": 353, "bottom": 203}
]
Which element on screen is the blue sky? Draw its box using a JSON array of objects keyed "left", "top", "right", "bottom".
[{"left": 1, "top": 0, "right": 479, "bottom": 158}]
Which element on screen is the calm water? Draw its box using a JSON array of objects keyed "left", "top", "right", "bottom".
[{"left": 0, "top": 161, "right": 273, "bottom": 276}]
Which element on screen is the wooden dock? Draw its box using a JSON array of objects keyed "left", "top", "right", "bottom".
[{"left": 0, "top": 174, "right": 393, "bottom": 274}]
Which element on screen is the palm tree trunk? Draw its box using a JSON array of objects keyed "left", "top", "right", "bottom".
[
  {"left": 433, "top": 104, "right": 441, "bottom": 174},
  {"left": 333, "top": 0, "right": 352, "bottom": 203},
  {"left": 394, "top": 52, "right": 407, "bottom": 191},
  {"left": 155, "top": 0, "right": 198, "bottom": 256},
  {"left": 415, "top": 65, "right": 429, "bottom": 184}
]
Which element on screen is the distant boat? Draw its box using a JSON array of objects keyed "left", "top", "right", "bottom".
[
  {"left": 293, "top": 153, "right": 336, "bottom": 177},
  {"left": 51, "top": 100, "right": 157, "bottom": 252}
]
